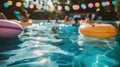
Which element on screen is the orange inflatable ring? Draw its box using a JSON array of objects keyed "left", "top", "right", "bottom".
[
  {"left": 19, "top": 21, "right": 32, "bottom": 26},
  {"left": 64, "top": 21, "right": 72, "bottom": 24},
  {"left": 79, "top": 24, "right": 118, "bottom": 38}
]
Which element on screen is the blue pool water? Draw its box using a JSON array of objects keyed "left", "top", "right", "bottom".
[{"left": 0, "top": 20, "right": 120, "bottom": 67}]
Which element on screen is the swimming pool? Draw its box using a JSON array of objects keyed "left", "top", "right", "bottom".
[{"left": 0, "top": 20, "right": 120, "bottom": 67}]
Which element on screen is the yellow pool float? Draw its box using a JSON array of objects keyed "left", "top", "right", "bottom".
[
  {"left": 79, "top": 24, "right": 118, "bottom": 38},
  {"left": 19, "top": 21, "right": 32, "bottom": 26}
]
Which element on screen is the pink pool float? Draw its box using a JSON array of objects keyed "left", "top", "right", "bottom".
[{"left": 0, "top": 20, "right": 23, "bottom": 38}]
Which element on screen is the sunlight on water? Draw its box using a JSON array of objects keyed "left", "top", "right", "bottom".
[{"left": 0, "top": 20, "right": 120, "bottom": 67}]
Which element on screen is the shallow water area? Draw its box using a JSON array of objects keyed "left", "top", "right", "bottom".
[{"left": 0, "top": 20, "right": 120, "bottom": 67}]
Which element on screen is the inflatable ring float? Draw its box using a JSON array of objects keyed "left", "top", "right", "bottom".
[
  {"left": 0, "top": 20, "right": 23, "bottom": 38},
  {"left": 64, "top": 21, "right": 72, "bottom": 24},
  {"left": 19, "top": 21, "right": 32, "bottom": 26},
  {"left": 79, "top": 24, "right": 118, "bottom": 38}
]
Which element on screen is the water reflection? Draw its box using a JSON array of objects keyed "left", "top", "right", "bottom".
[{"left": 0, "top": 20, "right": 120, "bottom": 67}]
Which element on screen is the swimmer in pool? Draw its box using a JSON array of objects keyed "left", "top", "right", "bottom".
[
  {"left": 20, "top": 10, "right": 29, "bottom": 22},
  {"left": 85, "top": 13, "right": 94, "bottom": 24},
  {"left": 64, "top": 16, "right": 71, "bottom": 24},
  {"left": 72, "top": 17, "right": 79, "bottom": 26}
]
